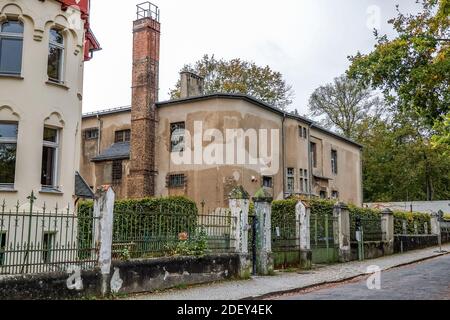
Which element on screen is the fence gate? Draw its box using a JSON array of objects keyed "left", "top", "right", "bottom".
[
  {"left": 271, "top": 212, "right": 300, "bottom": 269},
  {"left": 310, "top": 214, "right": 339, "bottom": 264}
]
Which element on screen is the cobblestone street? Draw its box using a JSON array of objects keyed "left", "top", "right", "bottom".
[{"left": 276, "top": 254, "right": 450, "bottom": 300}]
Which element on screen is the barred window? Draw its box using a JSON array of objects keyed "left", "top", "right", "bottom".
[
  {"left": 112, "top": 160, "right": 122, "bottom": 182},
  {"left": 170, "top": 122, "right": 185, "bottom": 152},
  {"left": 168, "top": 174, "right": 185, "bottom": 188}
]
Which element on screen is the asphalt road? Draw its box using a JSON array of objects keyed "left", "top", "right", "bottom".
[{"left": 276, "top": 254, "right": 450, "bottom": 300}]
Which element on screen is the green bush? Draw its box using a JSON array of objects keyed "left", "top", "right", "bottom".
[
  {"left": 393, "top": 211, "right": 431, "bottom": 235},
  {"left": 77, "top": 196, "right": 199, "bottom": 259}
]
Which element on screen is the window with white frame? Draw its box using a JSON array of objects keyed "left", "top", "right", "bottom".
[
  {"left": 41, "top": 127, "right": 60, "bottom": 189},
  {"left": 0, "top": 20, "right": 24, "bottom": 75},
  {"left": 47, "top": 29, "right": 64, "bottom": 83},
  {"left": 299, "top": 169, "right": 309, "bottom": 194},
  {"left": 0, "top": 122, "right": 18, "bottom": 188}
]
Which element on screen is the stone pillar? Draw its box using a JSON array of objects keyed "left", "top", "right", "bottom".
[
  {"left": 94, "top": 186, "right": 116, "bottom": 295},
  {"left": 229, "top": 186, "right": 251, "bottom": 277},
  {"left": 431, "top": 212, "right": 442, "bottom": 236},
  {"left": 252, "top": 188, "right": 274, "bottom": 276},
  {"left": 381, "top": 209, "right": 394, "bottom": 255},
  {"left": 333, "top": 203, "right": 351, "bottom": 262},
  {"left": 296, "top": 201, "right": 312, "bottom": 269}
]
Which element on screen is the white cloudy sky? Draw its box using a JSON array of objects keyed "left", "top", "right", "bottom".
[{"left": 83, "top": 0, "right": 420, "bottom": 115}]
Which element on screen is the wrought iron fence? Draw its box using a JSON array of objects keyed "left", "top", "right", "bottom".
[
  {"left": 111, "top": 206, "right": 236, "bottom": 260},
  {"left": 350, "top": 216, "right": 384, "bottom": 242},
  {"left": 0, "top": 193, "right": 99, "bottom": 275}
]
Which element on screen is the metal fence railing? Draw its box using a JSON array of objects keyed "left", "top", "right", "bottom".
[
  {"left": 111, "top": 207, "right": 236, "bottom": 260},
  {"left": 0, "top": 194, "right": 99, "bottom": 276},
  {"left": 350, "top": 216, "right": 384, "bottom": 242}
]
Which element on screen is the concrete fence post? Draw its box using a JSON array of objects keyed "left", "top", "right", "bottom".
[
  {"left": 229, "top": 186, "right": 251, "bottom": 277},
  {"left": 93, "top": 186, "right": 115, "bottom": 295},
  {"left": 252, "top": 188, "right": 273, "bottom": 276},
  {"left": 296, "top": 201, "right": 311, "bottom": 269},
  {"left": 333, "top": 203, "right": 351, "bottom": 262},
  {"left": 431, "top": 212, "right": 441, "bottom": 236},
  {"left": 381, "top": 209, "right": 394, "bottom": 255}
]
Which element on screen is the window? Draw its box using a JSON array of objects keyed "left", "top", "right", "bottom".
[
  {"left": 320, "top": 191, "right": 327, "bottom": 199},
  {"left": 115, "top": 129, "right": 131, "bottom": 143},
  {"left": 300, "top": 169, "right": 309, "bottom": 194},
  {"left": 42, "top": 232, "right": 55, "bottom": 264},
  {"left": 170, "top": 122, "right": 185, "bottom": 152},
  {"left": 263, "top": 176, "right": 273, "bottom": 188},
  {"left": 47, "top": 29, "right": 64, "bottom": 83},
  {"left": 310, "top": 142, "right": 317, "bottom": 168},
  {"left": 85, "top": 128, "right": 99, "bottom": 140},
  {"left": 331, "top": 150, "right": 338, "bottom": 175},
  {"left": 286, "top": 168, "right": 294, "bottom": 193},
  {"left": 298, "top": 126, "right": 308, "bottom": 139},
  {"left": 299, "top": 126, "right": 303, "bottom": 138},
  {"left": 303, "top": 127, "right": 307, "bottom": 139},
  {"left": 332, "top": 191, "right": 339, "bottom": 199},
  {"left": 168, "top": 174, "right": 185, "bottom": 188},
  {"left": 0, "top": 232, "right": 6, "bottom": 266},
  {"left": 112, "top": 160, "right": 122, "bottom": 182},
  {"left": 0, "top": 122, "right": 18, "bottom": 188},
  {"left": 41, "top": 127, "right": 59, "bottom": 189},
  {"left": 0, "top": 20, "right": 24, "bottom": 75}
]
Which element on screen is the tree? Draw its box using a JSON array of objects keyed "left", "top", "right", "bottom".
[
  {"left": 169, "top": 55, "right": 294, "bottom": 110},
  {"left": 308, "top": 75, "right": 383, "bottom": 139},
  {"left": 348, "top": 0, "right": 449, "bottom": 133},
  {"left": 356, "top": 112, "right": 450, "bottom": 202}
]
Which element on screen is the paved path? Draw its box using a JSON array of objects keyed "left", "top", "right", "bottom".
[
  {"left": 277, "top": 254, "right": 450, "bottom": 300},
  {"left": 127, "top": 244, "right": 450, "bottom": 300}
]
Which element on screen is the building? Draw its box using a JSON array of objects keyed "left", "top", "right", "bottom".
[
  {"left": 80, "top": 2, "right": 363, "bottom": 209},
  {"left": 0, "top": 0, "right": 100, "bottom": 211}
]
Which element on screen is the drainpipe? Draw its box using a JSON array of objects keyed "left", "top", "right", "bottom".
[
  {"left": 360, "top": 146, "right": 364, "bottom": 207},
  {"left": 307, "top": 124, "right": 313, "bottom": 199},
  {"left": 96, "top": 114, "right": 102, "bottom": 156}
]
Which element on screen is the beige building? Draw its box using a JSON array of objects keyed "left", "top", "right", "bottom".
[
  {"left": 0, "top": 0, "right": 99, "bottom": 211},
  {"left": 81, "top": 79, "right": 363, "bottom": 209}
]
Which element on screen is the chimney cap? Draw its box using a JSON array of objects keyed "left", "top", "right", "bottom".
[
  {"left": 136, "top": 2, "right": 160, "bottom": 22},
  {"left": 180, "top": 70, "right": 204, "bottom": 80}
]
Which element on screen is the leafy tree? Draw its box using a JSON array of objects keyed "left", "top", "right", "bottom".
[
  {"left": 348, "top": 0, "right": 449, "bottom": 133},
  {"left": 356, "top": 112, "right": 450, "bottom": 202},
  {"left": 169, "top": 55, "right": 294, "bottom": 110},
  {"left": 308, "top": 75, "right": 384, "bottom": 139}
]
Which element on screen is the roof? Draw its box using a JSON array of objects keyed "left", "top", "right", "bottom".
[
  {"left": 156, "top": 93, "right": 362, "bottom": 148},
  {"left": 82, "top": 106, "right": 131, "bottom": 119},
  {"left": 85, "top": 93, "right": 362, "bottom": 149},
  {"left": 91, "top": 142, "right": 130, "bottom": 162},
  {"left": 75, "top": 172, "right": 95, "bottom": 199}
]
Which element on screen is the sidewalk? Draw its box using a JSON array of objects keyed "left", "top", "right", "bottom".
[{"left": 127, "top": 244, "right": 450, "bottom": 300}]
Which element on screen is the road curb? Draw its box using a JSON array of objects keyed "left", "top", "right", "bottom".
[{"left": 242, "top": 250, "right": 450, "bottom": 300}]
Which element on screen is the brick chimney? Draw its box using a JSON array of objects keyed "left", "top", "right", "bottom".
[
  {"left": 128, "top": 2, "right": 160, "bottom": 198},
  {"left": 180, "top": 71, "right": 204, "bottom": 98}
]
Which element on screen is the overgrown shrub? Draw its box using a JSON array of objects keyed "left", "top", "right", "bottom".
[
  {"left": 393, "top": 211, "right": 431, "bottom": 235},
  {"left": 77, "top": 196, "right": 199, "bottom": 259}
]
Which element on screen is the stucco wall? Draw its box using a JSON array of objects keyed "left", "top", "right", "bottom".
[
  {"left": 156, "top": 98, "right": 284, "bottom": 209},
  {"left": 0, "top": 0, "right": 86, "bottom": 211}
]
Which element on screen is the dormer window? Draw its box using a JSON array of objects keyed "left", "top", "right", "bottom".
[
  {"left": 47, "top": 29, "right": 64, "bottom": 83},
  {"left": 0, "top": 20, "right": 24, "bottom": 75}
]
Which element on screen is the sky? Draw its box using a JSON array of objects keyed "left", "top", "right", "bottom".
[{"left": 83, "top": 0, "right": 421, "bottom": 115}]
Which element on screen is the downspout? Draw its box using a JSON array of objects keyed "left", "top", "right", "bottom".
[
  {"left": 307, "top": 124, "right": 313, "bottom": 199},
  {"left": 96, "top": 114, "right": 102, "bottom": 156},
  {"left": 360, "top": 146, "right": 364, "bottom": 207}
]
